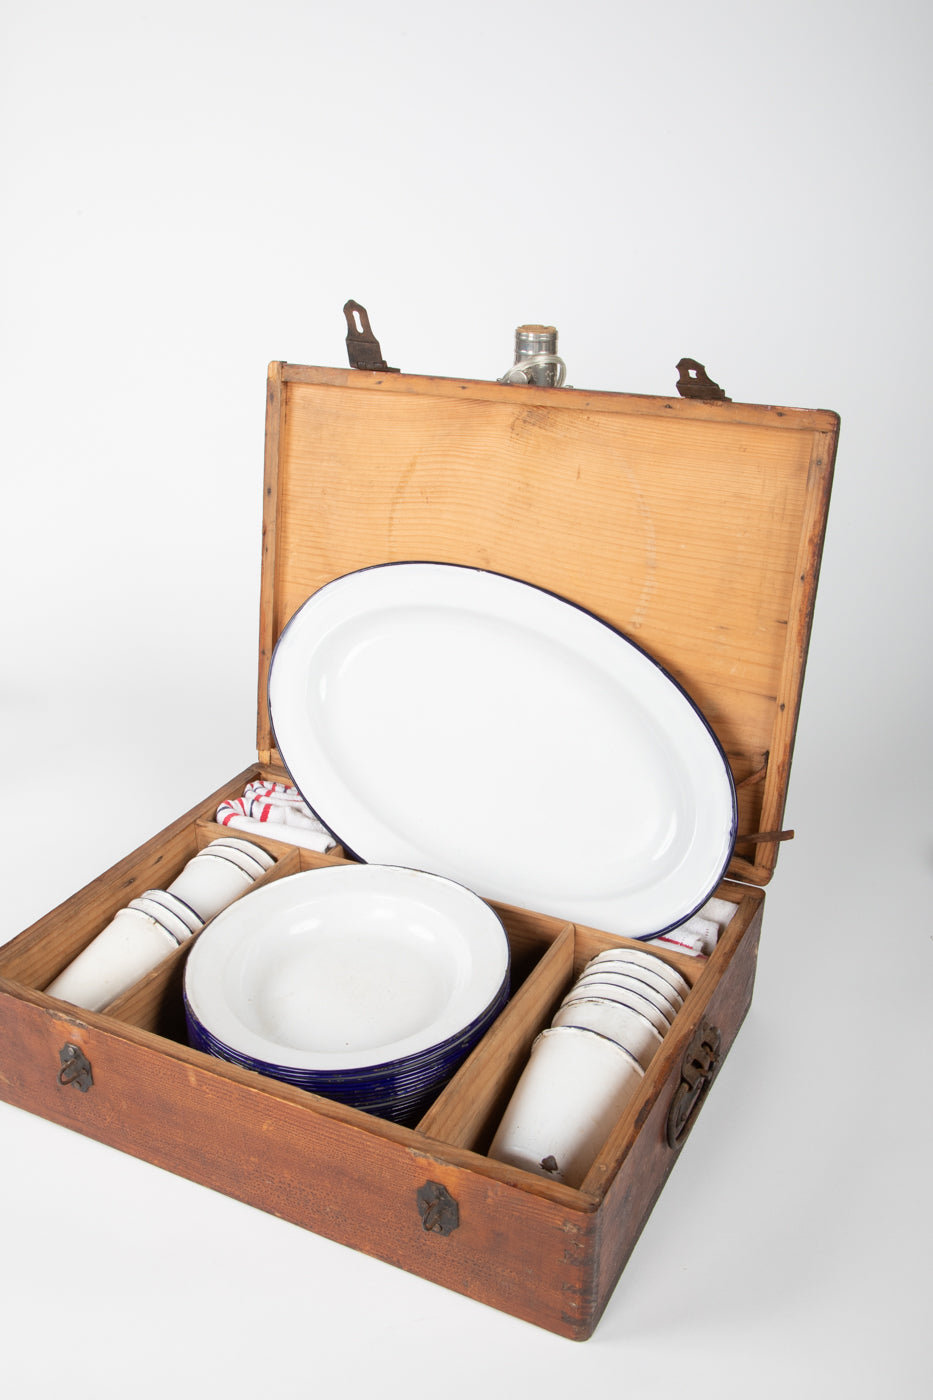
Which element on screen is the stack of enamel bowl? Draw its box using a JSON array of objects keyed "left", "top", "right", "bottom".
[
  {"left": 183, "top": 864, "right": 511, "bottom": 1125},
  {"left": 488, "top": 947, "right": 690, "bottom": 1188}
]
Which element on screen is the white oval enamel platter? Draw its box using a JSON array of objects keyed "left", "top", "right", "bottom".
[
  {"left": 183, "top": 865, "right": 510, "bottom": 1073},
  {"left": 268, "top": 564, "right": 737, "bottom": 939}
]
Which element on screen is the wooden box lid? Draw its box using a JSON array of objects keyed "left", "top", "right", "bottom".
[{"left": 257, "top": 362, "right": 838, "bottom": 890}]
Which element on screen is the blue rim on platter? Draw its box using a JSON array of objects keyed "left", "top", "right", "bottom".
[{"left": 267, "top": 562, "right": 737, "bottom": 940}]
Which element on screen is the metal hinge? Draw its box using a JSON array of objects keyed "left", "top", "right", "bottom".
[
  {"left": 343, "top": 300, "right": 399, "bottom": 373},
  {"left": 676, "top": 358, "right": 730, "bottom": 401}
]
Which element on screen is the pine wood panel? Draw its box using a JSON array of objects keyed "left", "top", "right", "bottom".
[{"left": 256, "top": 367, "right": 837, "bottom": 886}]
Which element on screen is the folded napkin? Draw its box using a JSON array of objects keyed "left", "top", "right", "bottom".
[
  {"left": 650, "top": 897, "right": 738, "bottom": 958},
  {"left": 216, "top": 781, "right": 336, "bottom": 853}
]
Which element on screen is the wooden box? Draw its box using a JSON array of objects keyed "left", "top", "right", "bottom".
[{"left": 0, "top": 361, "right": 837, "bottom": 1339}]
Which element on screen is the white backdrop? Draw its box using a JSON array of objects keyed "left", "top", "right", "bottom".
[{"left": 1, "top": 3, "right": 930, "bottom": 1395}]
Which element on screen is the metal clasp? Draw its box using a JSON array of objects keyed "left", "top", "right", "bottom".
[
  {"left": 58, "top": 1043, "right": 93, "bottom": 1093},
  {"left": 416, "top": 1181, "right": 459, "bottom": 1236},
  {"left": 666, "top": 1019, "right": 721, "bottom": 1149}
]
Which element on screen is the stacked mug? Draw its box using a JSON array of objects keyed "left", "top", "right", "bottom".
[
  {"left": 45, "top": 837, "right": 275, "bottom": 1013},
  {"left": 488, "top": 947, "right": 691, "bottom": 1188}
]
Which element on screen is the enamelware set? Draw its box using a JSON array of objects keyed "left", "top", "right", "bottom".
[{"left": 49, "top": 563, "right": 733, "bottom": 1126}]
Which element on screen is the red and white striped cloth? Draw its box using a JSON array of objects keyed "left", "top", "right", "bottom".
[
  {"left": 650, "top": 896, "right": 737, "bottom": 958},
  {"left": 216, "top": 781, "right": 336, "bottom": 853}
]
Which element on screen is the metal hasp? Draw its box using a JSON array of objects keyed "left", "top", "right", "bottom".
[
  {"left": 666, "top": 1019, "right": 722, "bottom": 1149},
  {"left": 343, "top": 300, "right": 399, "bottom": 372},
  {"left": 676, "top": 358, "right": 731, "bottom": 401},
  {"left": 416, "top": 1180, "right": 460, "bottom": 1236},
  {"left": 58, "top": 1043, "right": 93, "bottom": 1093}
]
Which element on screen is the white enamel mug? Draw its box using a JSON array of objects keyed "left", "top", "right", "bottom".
[
  {"left": 199, "top": 840, "right": 269, "bottom": 880},
  {"left": 488, "top": 1025, "right": 644, "bottom": 1188},
  {"left": 551, "top": 997, "right": 665, "bottom": 1070},
  {"left": 561, "top": 980, "right": 672, "bottom": 1035},
  {"left": 167, "top": 850, "right": 254, "bottom": 921},
  {"left": 45, "top": 907, "right": 178, "bottom": 1012},
  {"left": 206, "top": 836, "right": 276, "bottom": 872},
  {"left": 571, "top": 970, "right": 681, "bottom": 1022},
  {"left": 137, "top": 887, "right": 204, "bottom": 936},
  {"left": 587, "top": 947, "right": 690, "bottom": 999},
  {"left": 575, "top": 962, "right": 684, "bottom": 1014},
  {"left": 128, "top": 895, "right": 198, "bottom": 945}
]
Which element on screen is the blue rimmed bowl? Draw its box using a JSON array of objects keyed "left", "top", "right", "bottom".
[{"left": 183, "top": 864, "right": 511, "bottom": 1123}]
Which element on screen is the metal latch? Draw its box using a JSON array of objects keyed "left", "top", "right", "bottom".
[
  {"left": 666, "top": 1019, "right": 721, "bottom": 1149},
  {"left": 343, "top": 300, "right": 399, "bottom": 373},
  {"left": 416, "top": 1180, "right": 459, "bottom": 1235},
  {"left": 58, "top": 1043, "right": 93, "bottom": 1093}
]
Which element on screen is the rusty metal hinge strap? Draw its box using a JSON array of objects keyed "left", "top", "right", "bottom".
[
  {"left": 343, "top": 300, "right": 399, "bottom": 373},
  {"left": 676, "top": 358, "right": 730, "bottom": 401}
]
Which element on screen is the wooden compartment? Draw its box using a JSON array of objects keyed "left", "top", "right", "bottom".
[{"left": 0, "top": 362, "right": 836, "bottom": 1338}]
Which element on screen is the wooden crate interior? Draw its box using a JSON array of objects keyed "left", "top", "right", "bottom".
[{"left": 0, "top": 762, "right": 759, "bottom": 1205}]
